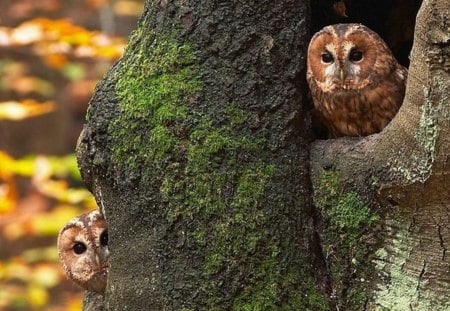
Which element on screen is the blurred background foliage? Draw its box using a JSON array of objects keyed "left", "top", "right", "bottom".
[{"left": 0, "top": 0, "right": 142, "bottom": 309}]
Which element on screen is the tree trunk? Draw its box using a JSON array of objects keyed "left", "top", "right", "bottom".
[
  {"left": 77, "top": 0, "right": 449, "bottom": 310},
  {"left": 310, "top": 0, "right": 450, "bottom": 309},
  {"left": 77, "top": 0, "right": 328, "bottom": 310}
]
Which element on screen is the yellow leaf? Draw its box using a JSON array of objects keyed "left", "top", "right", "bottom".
[
  {"left": 67, "top": 295, "right": 83, "bottom": 311},
  {"left": 114, "top": 0, "right": 145, "bottom": 16},
  {"left": 37, "top": 179, "right": 95, "bottom": 205},
  {"left": 95, "top": 45, "right": 124, "bottom": 59},
  {"left": 0, "top": 100, "right": 56, "bottom": 120},
  {"left": 3, "top": 259, "right": 31, "bottom": 281},
  {"left": 28, "top": 205, "right": 89, "bottom": 236},
  {"left": 32, "top": 264, "right": 61, "bottom": 287},
  {"left": 0, "top": 262, "right": 5, "bottom": 279},
  {"left": 0, "top": 151, "right": 14, "bottom": 175},
  {"left": 61, "top": 31, "right": 92, "bottom": 46},
  {"left": 1, "top": 153, "right": 36, "bottom": 177},
  {"left": 22, "top": 247, "right": 59, "bottom": 263},
  {"left": 27, "top": 284, "right": 49, "bottom": 307},
  {"left": 0, "top": 183, "right": 16, "bottom": 214},
  {"left": 0, "top": 153, "right": 81, "bottom": 179},
  {"left": 46, "top": 154, "right": 81, "bottom": 180}
]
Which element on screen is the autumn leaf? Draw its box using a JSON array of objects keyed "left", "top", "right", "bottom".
[
  {"left": 27, "top": 284, "right": 49, "bottom": 307},
  {"left": 0, "top": 152, "right": 18, "bottom": 214},
  {"left": 0, "top": 100, "right": 56, "bottom": 120},
  {"left": 43, "top": 53, "right": 68, "bottom": 68},
  {"left": 3, "top": 18, "right": 126, "bottom": 61},
  {"left": 0, "top": 183, "right": 17, "bottom": 214},
  {"left": 0, "top": 2, "right": 141, "bottom": 309},
  {"left": 114, "top": 0, "right": 144, "bottom": 16}
]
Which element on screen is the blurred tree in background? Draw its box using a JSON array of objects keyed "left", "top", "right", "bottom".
[{"left": 0, "top": 1, "right": 143, "bottom": 309}]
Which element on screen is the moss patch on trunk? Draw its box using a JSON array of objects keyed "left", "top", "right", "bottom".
[
  {"left": 314, "top": 168, "right": 379, "bottom": 309},
  {"left": 107, "top": 24, "right": 326, "bottom": 309}
]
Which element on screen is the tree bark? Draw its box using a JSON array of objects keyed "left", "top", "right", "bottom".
[
  {"left": 77, "top": 0, "right": 449, "bottom": 310},
  {"left": 310, "top": 0, "right": 450, "bottom": 309},
  {"left": 77, "top": 0, "right": 328, "bottom": 309}
]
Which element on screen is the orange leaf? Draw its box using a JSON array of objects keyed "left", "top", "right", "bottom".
[
  {"left": 86, "top": 0, "right": 110, "bottom": 9},
  {"left": 0, "top": 183, "right": 17, "bottom": 214},
  {"left": 43, "top": 53, "right": 68, "bottom": 68}
]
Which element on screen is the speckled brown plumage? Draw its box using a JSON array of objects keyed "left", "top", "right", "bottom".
[
  {"left": 307, "top": 23, "right": 407, "bottom": 137},
  {"left": 57, "top": 210, "right": 109, "bottom": 295}
]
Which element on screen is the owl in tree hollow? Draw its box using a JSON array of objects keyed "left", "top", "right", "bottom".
[
  {"left": 307, "top": 23, "right": 407, "bottom": 137},
  {"left": 57, "top": 210, "right": 109, "bottom": 294}
]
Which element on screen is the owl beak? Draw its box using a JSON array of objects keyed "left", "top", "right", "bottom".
[
  {"left": 96, "top": 249, "right": 109, "bottom": 265},
  {"left": 339, "top": 68, "right": 346, "bottom": 81}
]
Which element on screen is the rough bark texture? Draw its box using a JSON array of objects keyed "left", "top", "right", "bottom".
[
  {"left": 77, "top": 0, "right": 449, "bottom": 309},
  {"left": 310, "top": 0, "right": 450, "bottom": 309},
  {"left": 77, "top": 0, "right": 329, "bottom": 310}
]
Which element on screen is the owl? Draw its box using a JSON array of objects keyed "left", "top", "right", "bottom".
[
  {"left": 307, "top": 23, "right": 407, "bottom": 137},
  {"left": 57, "top": 210, "right": 109, "bottom": 295}
]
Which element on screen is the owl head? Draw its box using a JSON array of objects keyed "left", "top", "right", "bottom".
[
  {"left": 307, "top": 23, "right": 397, "bottom": 93},
  {"left": 57, "top": 210, "right": 109, "bottom": 294}
]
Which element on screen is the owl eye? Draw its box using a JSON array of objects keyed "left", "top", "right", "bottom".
[
  {"left": 349, "top": 50, "right": 363, "bottom": 62},
  {"left": 73, "top": 242, "right": 87, "bottom": 254},
  {"left": 100, "top": 230, "right": 108, "bottom": 246},
  {"left": 321, "top": 52, "right": 334, "bottom": 63}
]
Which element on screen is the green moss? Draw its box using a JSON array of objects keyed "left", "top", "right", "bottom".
[
  {"left": 110, "top": 34, "right": 201, "bottom": 168},
  {"left": 225, "top": 106, "right": 250, "bottom": 126},
  {"left": 232, "top": 164, "right": 275, "bottom": 210},
  {"left": 232, "top": 242, "right": 330, "bottom": 311},
  {"left": 346, "top": 287, "right": 367, "bottom": 309},
  {"left": 315, "top": 169, "right": 378, "bottom": 309},
  {"left": 304, "top": 285, "right": 330, "bottom": 311},
  {"left": 330, "top": 193, "right": 379, "bottom": 244},
  {"left": 108, "top": 26, "right": 325, "bottom": 310},
  {"left": 316, "top": 169, "right": 378, "bottom": 246}
]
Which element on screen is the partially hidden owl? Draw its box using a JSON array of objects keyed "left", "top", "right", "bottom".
[
  {"left": 307, "top": 23, "right": 407, "bottom": 137},
  {"left": 57, "top": 209, "right": 109, "bottom": 295}
]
